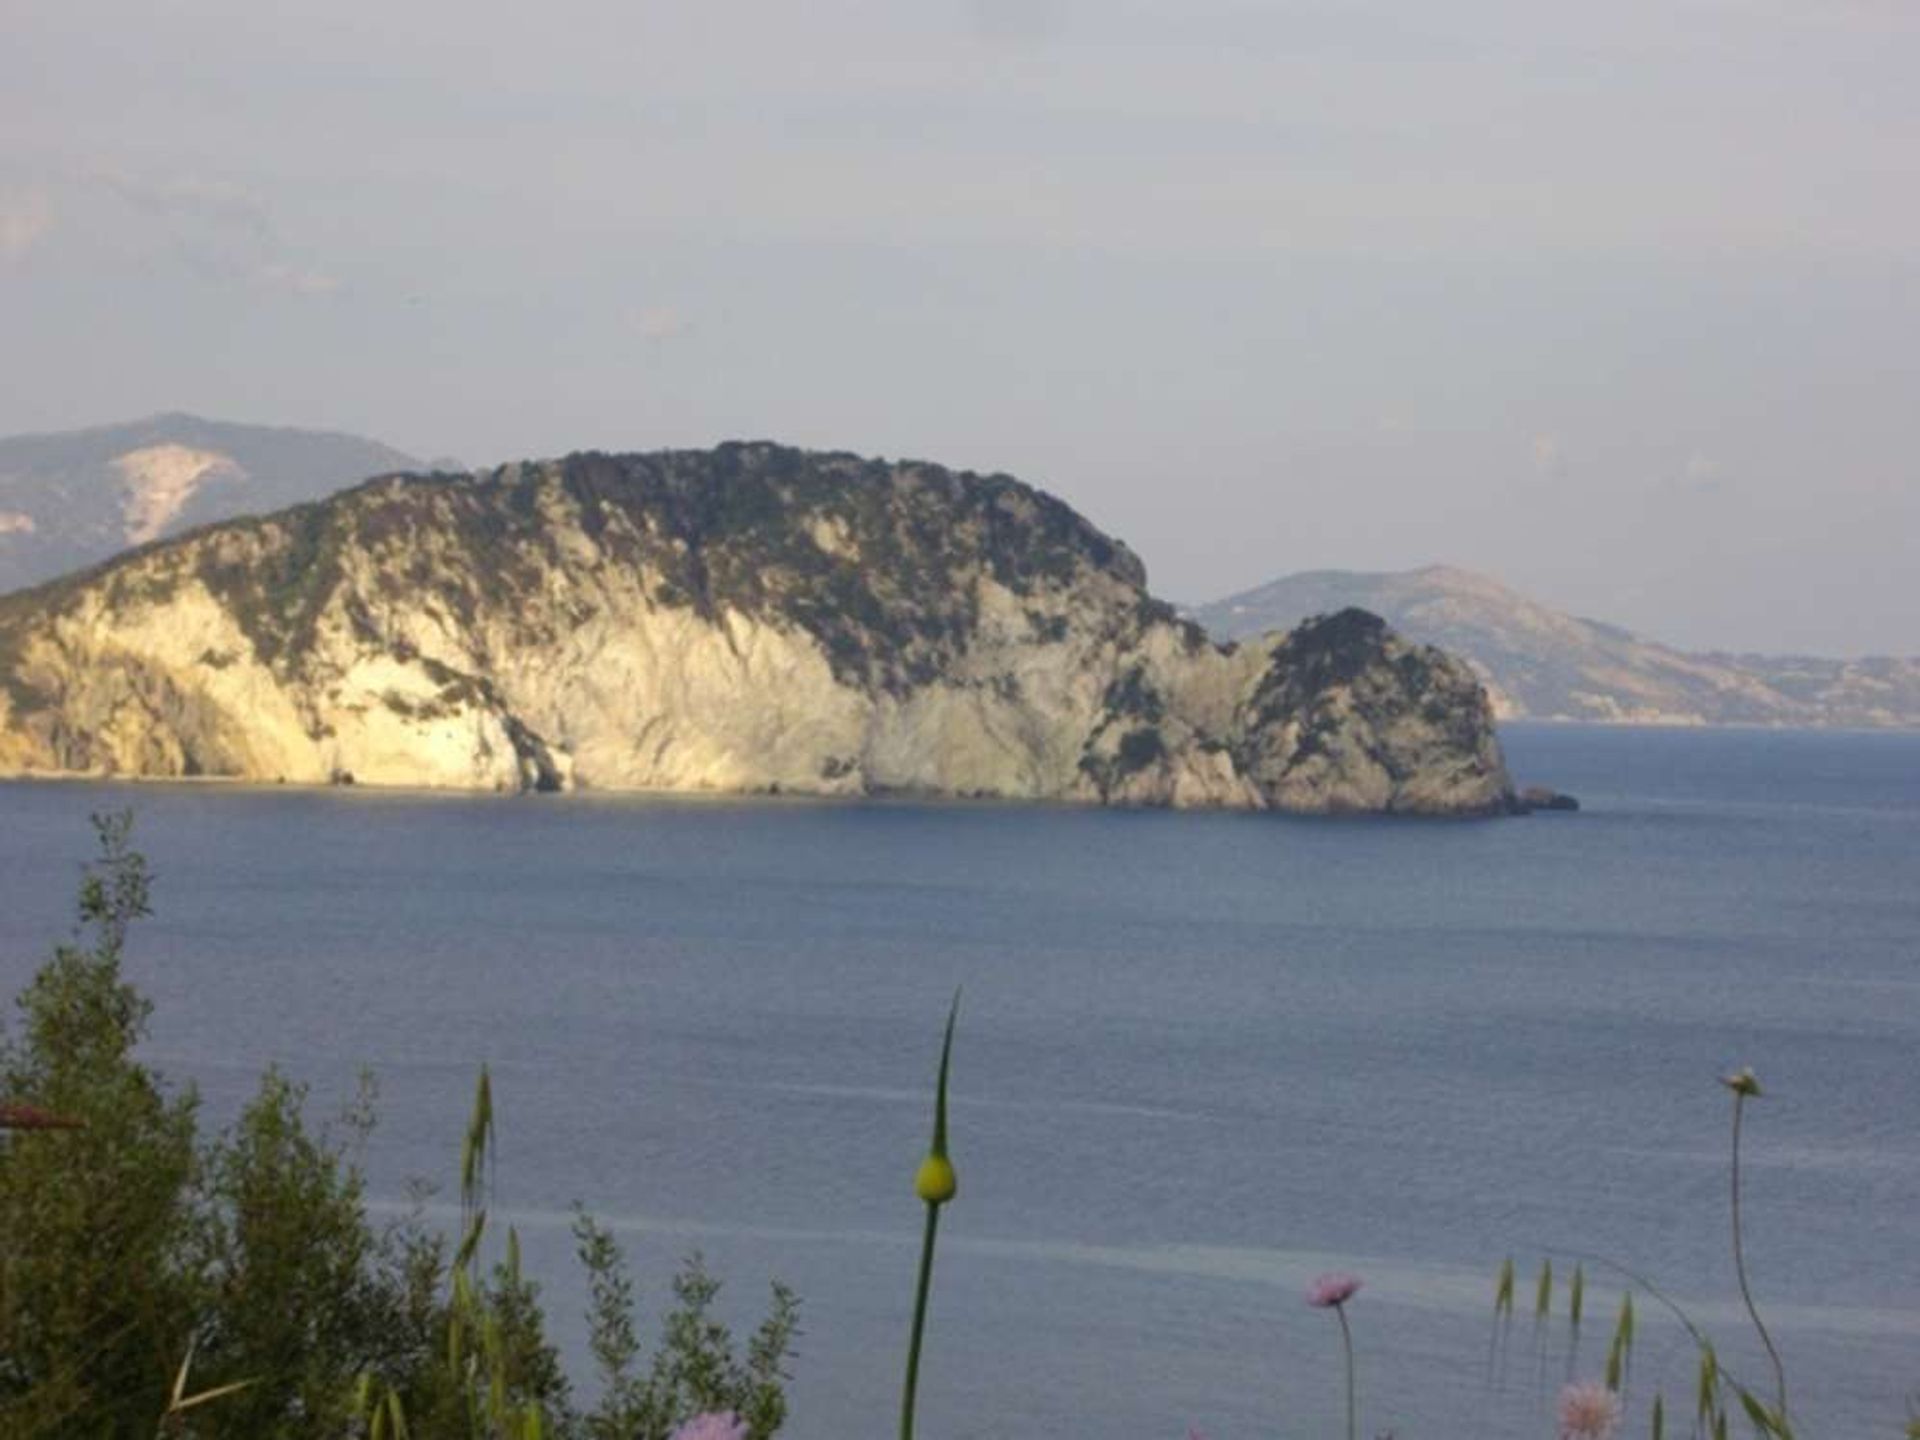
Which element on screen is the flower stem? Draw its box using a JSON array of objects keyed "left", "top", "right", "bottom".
[
  {"left": 900, "top": 1202, "right": 942, "bottom": 1440},
  {"left": 1336, "top": 1302, "right": 1357, "bottom": 1440},
  {"left": 1730, "top": 1092, "right": 1787, "bottom": 1417}
]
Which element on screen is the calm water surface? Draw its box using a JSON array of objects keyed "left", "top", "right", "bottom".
[{"left": 2, "top": 724, "right": 1916, "bottom": 1438}]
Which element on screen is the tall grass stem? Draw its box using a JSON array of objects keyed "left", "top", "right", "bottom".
[
  {"left": 1729, "top": 1091, "right": 1787, "bottom": 1416},
  {"left": 900, "top": 1205, "right": 942, "bottom": 1440},
  {"left": 1336, "top": 1303, "right": 1357, "bottom": 1440}
]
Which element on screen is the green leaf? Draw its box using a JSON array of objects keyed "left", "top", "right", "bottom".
[
  {"left": 1610, "top": 1292, "right": 1635, "bottom": 1388},
  {"left": 1735, "top": 1386, "right": 1795, "bottom": 1439},
  {"left": 1698, "top": 1343, "right": 1720, "bottom": 1424},
  {"left": 163, "top": 1373, "right": 259, "bottom": 1421},
  {"left": 1494, "top": 1256, "right": 1515, "bottom": 1317},
  {"left": 930, "top": 988, "right": 960, "bottom": 1160}
]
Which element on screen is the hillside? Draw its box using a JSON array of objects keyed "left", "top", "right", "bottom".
[
  {"left": 0, "top": 444, "right": 1514, "bottom": 813},
  {"left": 1192, "top": 566, "right": 1920, "bottom": 728},
  {"left": 0, "top": 414, "right": 420, "bottom": 594}
]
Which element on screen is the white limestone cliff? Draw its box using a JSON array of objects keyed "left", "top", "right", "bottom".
[{"left": 0, "top": 445, "right": 1514, "bottom": 814}]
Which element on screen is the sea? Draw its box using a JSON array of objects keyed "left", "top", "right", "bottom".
[{"left": 2, "top": 723, "right": 1916, "bottom": 1439}]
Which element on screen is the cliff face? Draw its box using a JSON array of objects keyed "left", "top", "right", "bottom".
[{"left": 0, "top": 445, "right": 1513, "bottom": 813}]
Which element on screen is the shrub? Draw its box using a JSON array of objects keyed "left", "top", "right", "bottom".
[{"left": 0, "top": 817, "right": 798, "bottom": 1440}]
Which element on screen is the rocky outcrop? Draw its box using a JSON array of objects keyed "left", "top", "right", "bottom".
[
  {"left": 1194, "top": 564, "right": 1920, "bottom": 730},
  {"left": 0, "top": 444, "right": 1514, "bottom": 814},
  {"left": 1517, "top": 785, "right": 1579, "bottom": 812}
]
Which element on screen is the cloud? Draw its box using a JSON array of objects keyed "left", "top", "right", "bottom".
[
  {"left": 635, "top": 306, "right": 694, "bottom": 342},
  {"left": 1531, "top": 433, "right": 1565, "bottom": 478},
  {"left": 1681, "top": 452, "right": 1725, "bottom": 492},
  {"left": 0, "top": 190, "right": 53, "bottom": 262},
  {"left": 90, "top": 166, "right": 340, "bottom": 297},
  {"left": 256, "top": 261, "right": 343, "bottom": 296},
  {"left": 963, "top": 0, "right": 1071, "bottom": 48},
  {"left": 1659, "top": 451, "right": 1729, "bottom": 496},
  {"left": 95, "top": 168, "right": 271, "bottom": 237}
]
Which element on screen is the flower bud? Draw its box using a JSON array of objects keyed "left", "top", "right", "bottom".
[
  {"left": 1720, "top": 1067, "right": 1761, "bottom": 1098},
  {"left": 915, "top": 1154, "right": 956, "bottom": 1205}
]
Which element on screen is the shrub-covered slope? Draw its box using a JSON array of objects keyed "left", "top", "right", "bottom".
[{"left": 0, "top": 444, "right": 1513, "bottom": 813}]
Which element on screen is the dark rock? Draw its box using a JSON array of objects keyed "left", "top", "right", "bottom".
[{"left": 1517, "top": 785, "right": 1579, "bottom": 812}]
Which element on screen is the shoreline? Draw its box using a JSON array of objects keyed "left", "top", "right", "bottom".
[{"left": 0, "top": 769, "right": 1525, "bottom": 819}]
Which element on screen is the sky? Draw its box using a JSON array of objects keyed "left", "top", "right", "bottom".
[{"left": 2, "top": 0, "right": 1916, "bottom": 654}]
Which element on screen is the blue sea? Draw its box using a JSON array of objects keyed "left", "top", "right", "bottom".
[{"left": 2, "top": 724, "right": 1916, "bottom": 1438}]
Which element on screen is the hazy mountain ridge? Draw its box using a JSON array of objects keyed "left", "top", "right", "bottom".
[
  {"left": 1193, "top": 566, "right": 1920, "bottom": 729},
  {"left": 0, "top": 444, "right": 1513, "bottom": 813},
  {"left": 0, "top": 414, "right": 421, "bottom": 595}
]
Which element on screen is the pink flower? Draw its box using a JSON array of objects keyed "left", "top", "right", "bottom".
[
  {"left": 1558, "top": 1381, "right": 1621, "bottom": 1439},
  {"left": 669, "top": 1413, "right": 749, "bottom": 1440},
  {"left": 1306, "top": 1272, "right": 1362, "bottom": 1308}
]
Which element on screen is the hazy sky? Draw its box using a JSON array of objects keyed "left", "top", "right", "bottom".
[{"left": 4, "top": 1, "right": 1916, "bottom": 653}]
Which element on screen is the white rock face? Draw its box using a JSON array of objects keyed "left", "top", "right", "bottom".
[
  {"left": 110, "top": 444, "right": 248, "bottom": 546},
  {"left": 0, "top": 445, "right": 1515, "bottom": 814},
  {"left": 0, "top": 413, "right": 422, "bottom": 596}
]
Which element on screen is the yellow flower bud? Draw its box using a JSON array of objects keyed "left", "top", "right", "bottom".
[{"left": 915, "top": 1154, "right": 957, "bottom": 1205}]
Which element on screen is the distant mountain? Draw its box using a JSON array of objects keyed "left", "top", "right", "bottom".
[
  {"left": 1192, "top": 565, "right": 1920, "bottom": 729},
  {"left": 0, "top": 414, "right": 421, "bottom": 595}
]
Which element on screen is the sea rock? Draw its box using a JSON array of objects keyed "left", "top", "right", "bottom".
[{"left": 1517, "top": 785, "right": 1580, "bottom": 812}]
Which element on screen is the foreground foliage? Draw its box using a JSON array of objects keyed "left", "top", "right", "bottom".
[{"left": 0, "top": 816, "right": 797, "bottom": 1439}]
